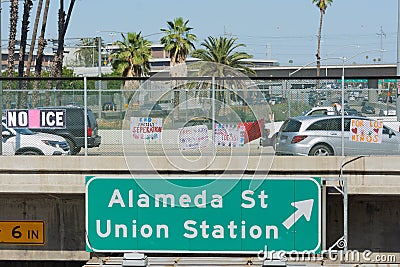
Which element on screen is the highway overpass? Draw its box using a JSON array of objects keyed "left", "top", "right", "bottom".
[
  {"left": 1, "top": 155, "right": 400, "bottom": 266},
  {"left": 253, "top": 64, "right": 397, "bottom": 78}
]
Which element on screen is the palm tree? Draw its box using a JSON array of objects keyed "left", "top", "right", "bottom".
[
  {"left": 33, "top": 0, "right": 50, "bottom": 107},
  {"left": 110, "top": 32, "right": 152, "bottom": 103},
  {"left": 160, "top": 17, "right": 197, "bottom": 114},
  {"left": 160, "top": 17, "right": 197, "bottom": 77},
  {"left": 49, "top": 0, "right": 76, "bottom": 80},
  {"left": 18, "top": 0, "right": 33, "bottom": 108},
  {"left": 192, "top": 36, "right": 255, "bottom": 114},
  {"left": 5, "top": 0, "right": 19, "bottom": 108},
  {"left": 25, "top": 0, "right": 43, "bottom": 78},
  {"left": 18, "top": 0, "right": 33, "bottom": 78},
  {"left": 47, "top": 0, "right": 75, "bottom": 105},
  {"left": 192, "top": 36, "right": 255, "bottom": 75},
  {"left": 110, "top": 32, "right": 152, "bottom": 78},
  {"left": 313, "top": 0, "right": 333, "bottom": 77},
  {"left": 34, "top": 0, "right": 50, "bottom": 78}
]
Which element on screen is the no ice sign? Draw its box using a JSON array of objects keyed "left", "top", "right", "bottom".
[{"left": 6, "top": 109, "right": 66, "bottom": 128}]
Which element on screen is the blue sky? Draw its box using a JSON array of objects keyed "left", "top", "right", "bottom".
[{"left": 1, "top": 0, "right": 398, "bottom": 66}]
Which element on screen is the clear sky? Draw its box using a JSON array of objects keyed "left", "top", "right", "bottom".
[{"left": 1, "top": 0, "right": 398, "bottom": 66}]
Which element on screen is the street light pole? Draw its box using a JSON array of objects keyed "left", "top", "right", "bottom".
[
  {"left": 97, "top": 36, "right": 102, "bottom": 119},
  {"left": 325, "top": 44, "right": 360, "bottom": 76},
  {"left": 341, "top": 57, "right": 345, "bottom": 157}
]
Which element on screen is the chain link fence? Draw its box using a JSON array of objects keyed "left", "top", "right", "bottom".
[{"left": 1, "top": 76, "right": 399, "bottom": 156}]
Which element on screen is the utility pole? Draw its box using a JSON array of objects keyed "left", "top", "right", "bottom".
[{"left": 377, "top": 26, "right": 386, "bottom": 63}]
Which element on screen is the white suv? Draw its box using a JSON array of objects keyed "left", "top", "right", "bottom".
[{"left": 1, "top": 120, "right": 70, "bottom": 155}]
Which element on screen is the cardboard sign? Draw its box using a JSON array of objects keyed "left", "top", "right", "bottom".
[{"left": 349, "top": 119, "right": 383, "bottom": 143}]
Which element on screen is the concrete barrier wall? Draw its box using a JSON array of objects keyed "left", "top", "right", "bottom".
[
  {"left": 0, "top": 156, "right": 400, "bottom": 261},
  {"left": 0, "top": 156, "right": 399, "bottom": 194}
]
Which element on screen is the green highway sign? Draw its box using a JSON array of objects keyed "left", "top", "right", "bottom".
[
  {"left": 378, "top": 79, "right": 397, "bottom": 84},
  {"left": 85, "top": 177, "right": 321, "bottom": 254},
  {"left": 337, "top": 79, "right": 368, "bottom": 83}
]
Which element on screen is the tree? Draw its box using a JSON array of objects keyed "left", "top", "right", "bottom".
[
  {"left": 192, "top": 36, "right": 255, "bottom": 75},
  {"left": 110, "top": 32, "right": 152, "bottom": 78},
  {"left": 49, "top": 0, "right": 76, "bottom": 81},
  {"left": 18, "top": 0, "right": 33, "bottom": 78},
  {"left": 17, "top": 0, "right": 33, "bottom": 108},
  {"left": 33, "top": 0, "right": 50, "bottom": 107},
  {"left": 192, "top": 36, "right": 255, "bottom": 114},
  {"left": 34, "top": 0, "right": 50, "bottom": 78},
  {"left": 25, "top": 0, "right": 43, "bottom": 78},
  {"left": 160, "top": 17, "right": 197, "bottom": 77},
  {"left": 110, "top": 32, "right": 152, "bottom": 103},
  {"left": 5, "top": 0, "right": 19, "bottom": 108},
  {"left": 160, "top": 17, "right": 197, "bottom": 114},
  {"left": 75, "top": 38, "right": 99, "bottom": 67},
  {"left": 47, "top": 0, "right": 75, "bottom": 106},
  {"left": 312, "top": 0, "right": 333, "bottom": 77}
]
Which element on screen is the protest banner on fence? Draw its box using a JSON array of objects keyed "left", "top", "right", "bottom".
[
  {"left": 349, "top": 118, "right": 383, "bottom": 143},
  {"left": 178, "top": 125, "right": 209, "bottom": 150},
  {"left": 130, "top": 117, "right": 163, "bottom": 141},
  {"left": 214, "top": 123, "right": 245, "bottom": 147}
]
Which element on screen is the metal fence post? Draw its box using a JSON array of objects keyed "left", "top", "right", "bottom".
[
  {"left": 98, "top": 36, "right": 102, "bottom": 119},
  {"left": 212, "top": 76, "right": 215, "bottom": 155},
  {"left": 286, "top": 80, "right": 291, "bottom": 117},
  {"left": 84, "top": 76, "right": 88, "bottom": 156}
]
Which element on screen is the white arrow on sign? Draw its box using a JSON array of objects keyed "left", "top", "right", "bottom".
[{"left": 282, "top": 199, "right": 314, "bottom": 230}]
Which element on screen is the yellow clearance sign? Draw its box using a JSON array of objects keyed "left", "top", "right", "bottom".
[{"left": 0, "top": 221, "right": 45, "bottom": 244}]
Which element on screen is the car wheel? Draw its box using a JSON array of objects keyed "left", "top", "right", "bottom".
[
  {"left": 309, "top": 144, "right": 333, "bottom": 156},
  {"left": 73, "top": 146, "right": 81, "bottom": 154},
  {"left": 66, "top": 139, "right": 78, "bottom": 155}
]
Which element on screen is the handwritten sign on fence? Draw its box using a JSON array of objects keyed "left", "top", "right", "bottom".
[
  {"left": 178, "top": 125, "right": 209, "bottom": 150},
  {"left": 130, "top": 117, "right": 163, "bottom": 141},
  {"left": 214, "top": 123, "right": 245, "bottom": 147},
  {"left": 349, "top": 119, "right": 383, "bottom": 143}
]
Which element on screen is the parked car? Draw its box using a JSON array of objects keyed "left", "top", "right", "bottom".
[
  {"left": 137, "top": 103, "right": 168, "bottom": 117},
  {"left": 361, "top": 105, "right": 375, "bottom": 114},
  {"left": 2, "top": 119, "right": 69, "bottom": 155},
  {"left": 275, "top": 115, "right": 400, "bottom": 156},
  {"left": 262, "top": 106, "right": 339, "bottom": 147},
  {"left": 344, "top": 108, "right": 361, "bottom": 116},
  {"left": 269, "top": 96, "right": 283, "bottom": 105},
  {"left": 102, "top": 102, "right": 117, "bottom": 111},
  {"left": 30, "top": 106, "right": 101, "bottom": 155},
  {"left": 379, "top": 109, "right": 396, "bottom": 116}
]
